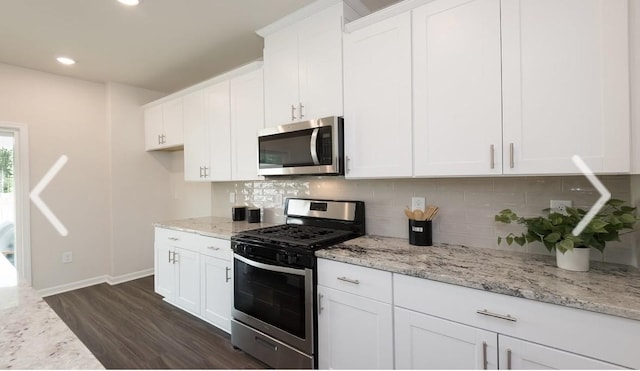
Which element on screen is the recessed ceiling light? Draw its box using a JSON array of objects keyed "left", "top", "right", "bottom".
[
  {"left": 117, "top": 0, "right": 140, "bottom": 6},
  {"left": 56, "top": 57, "right": 76, "bottom": 65}
]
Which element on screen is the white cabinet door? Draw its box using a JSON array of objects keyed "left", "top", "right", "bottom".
[
  {"left": 200, "top": 255, "right": 231, "bottom": 333},
  {"left": 162, "top": 97, "right": 184, "bottom": 148},
  {"left": 343, "top": 12, "right": 413, "bottom": 178},
  {"left": 263, "top": 29, "right": 300, "bottom": 127},
  {"left": 174, "top": 247, "right": 200, "bottom": 314},
  {"left": 183, "top": 90, "right": 209, "bottom": 181},
  {"left": 297, "top": 3, "right": 343, "bottom": 121},
  {"left": 154, "top": 242, "right": 175, "bottom": 300},
  {"left": 230, "top": 68, "right": 264, "bottom": 181},
  {"left": 205, "top": 81, "right": 232, "bottom": 181},
  {"left": 498, "top": 335, "right": 623, "bottom": 369},
  {"left": 144, "top": 104, "right": 163, "bottom": 151},
  {"left": 317, "top": 285, "right": 393, "bottom": 369},
  {"left": 413, "top": 0, "right": 503, "bottom": 176},
  {"left": 395, "top": 306, "right": 498, "bottom": 369},
  {"left": 501, "top": 0, "right": 629, "bottom": 174}
]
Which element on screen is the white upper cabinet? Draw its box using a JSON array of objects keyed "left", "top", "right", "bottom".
[
  {"left": 206, "top": 81, "right": 232, "bottom": 181},
  {"left": 230, "top": 68, "right": 264, "bottom": 181},
  {"left": 144, "top": 97, "right": 184, "bottom": 151},
  {"left": 343, "top": 12, "right": 413, "bottom": 178},
  {"left": 183, "top": 90, "right": 209, "bottom": 181},
  {"left": 412, "top": 0, "right": 503, "bottom": 176},
  {"left": 501, "top": 0, "right": 630, "bottom": 175},
  {"left": 263, "top": 3, "right": 345, "bottom": 127}
]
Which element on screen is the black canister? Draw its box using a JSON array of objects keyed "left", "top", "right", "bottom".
[
  {"left": 408, "top": 220, "right": 432, "bottom": 246},
  {"left": 232, "top": 206, "right": 246, "bottom": 221},
  {"left": 247, "top": 208, "right": 261, "bottom": 223}
]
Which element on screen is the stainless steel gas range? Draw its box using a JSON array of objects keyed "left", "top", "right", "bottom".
[{"left": 230, "top": 198, "right": 366, "bottom": 369}]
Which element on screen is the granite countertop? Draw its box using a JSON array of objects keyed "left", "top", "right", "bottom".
[
  {"left": 154, "top": 216, "right": 277, "bottom": 239},
  {"left": 0, "top": 283, "right": 104, "bottom": 369},
  {"left": 316, "top": 235, "right": 640, "bottom": 322}
]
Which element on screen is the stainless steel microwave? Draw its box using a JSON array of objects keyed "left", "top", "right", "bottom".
[{"left": 258, "top": 116, "right": 344, "bottom": 176}]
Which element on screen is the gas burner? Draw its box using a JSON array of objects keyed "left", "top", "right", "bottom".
[{"left": 239, "top": 224, "right": 353, "bottom": 249}]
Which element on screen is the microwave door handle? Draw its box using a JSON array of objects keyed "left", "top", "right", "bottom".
[{"left": 310, "top": 128, "right": 320, "bottom": 165}]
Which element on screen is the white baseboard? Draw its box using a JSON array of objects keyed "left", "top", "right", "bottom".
[
  {"left": 107, "top": 268, "right": 154, "bottom": 285},
  {"left": 38, "top": 268, "right": 154, "bottom": 297},
  {"left": 38, "top": 275, "right": 109, "bottom": 297}
]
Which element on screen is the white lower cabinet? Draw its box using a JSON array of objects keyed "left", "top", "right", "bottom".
[
  {"left": 200, "top": 255, "right": 232, "bottom": 333},
  {"left": 498, "top": 335, "right": 622, "bottom": 370},
  {"left": 317, "top": 259, "right": 394, "bottom": 369},
  {"left": 395, "top": 307, "right": 498, "bottom": 369},
  {"left": 316, "top": 259, "right": 638, "bottom": 369},
  {"left": 317, "top": 286, "right": 393, "bottom": 369},
  {"left": 154, "top": 227, "right": 232, "bottom": 333}
]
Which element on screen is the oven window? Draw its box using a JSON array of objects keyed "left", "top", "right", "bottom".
[{"left": 234, "top": 258, "right": 306, "bottom": 339}]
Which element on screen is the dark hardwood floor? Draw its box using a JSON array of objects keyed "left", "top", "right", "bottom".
[{"left": 44, "top": 276, "right": 267, "bottom": 369}]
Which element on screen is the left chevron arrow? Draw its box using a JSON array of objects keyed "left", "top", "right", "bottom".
[{"left": 30, "top": 155, "right": 69, "bottom": 237}]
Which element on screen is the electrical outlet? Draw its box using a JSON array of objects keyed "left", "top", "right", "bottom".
[
  {"left": 550, "top": 200, "right": 573, "bottom": 215},
  {"left": 229, "top": 192, "right": 236, "bottom": 203},
  {"left": 62, "top": 251, "right": 73, "bottom": 264},
  {"left": 412, "top": 197, "right": 426, "bottom": 211}
]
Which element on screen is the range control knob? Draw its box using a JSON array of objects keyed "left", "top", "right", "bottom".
[{"left": 287, "top": 254, "right": 299, "bottom": 265}]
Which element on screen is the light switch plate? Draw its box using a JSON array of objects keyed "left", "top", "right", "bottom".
[
  {"left": 550, "top": 200, "right": 572, "bottom": 214},
  {"left": 412, "top": 197, "right": 426, "bottom": 211}
]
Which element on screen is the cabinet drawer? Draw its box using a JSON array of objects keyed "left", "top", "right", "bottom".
[
  {"left": 394, "top": 274, "right": 640, "bottom": 369},
  {"left": 198, "top": 236, "right": 231, "bottom": 260},
  {"left": 155, "top": 228, "right": 201, "bottom": 252},
  {"left": 318, "top": 259, "right": 392, "bottom": 303}
]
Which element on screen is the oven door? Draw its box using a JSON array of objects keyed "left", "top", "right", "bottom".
[{"left": 232, "top": 253, "right": 314, "bottom": 354}]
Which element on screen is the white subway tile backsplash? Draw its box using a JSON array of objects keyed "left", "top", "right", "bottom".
[{"left": 211, "top": 175, "right": 636, "bottom": 266}]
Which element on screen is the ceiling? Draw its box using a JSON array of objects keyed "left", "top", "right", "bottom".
[{"left": 0, "top": 0, "right": 398, "bottom": 93}]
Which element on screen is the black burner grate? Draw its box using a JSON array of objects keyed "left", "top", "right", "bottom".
[{"left": 238, "top": 224, "right": 353, "bottom": 248}]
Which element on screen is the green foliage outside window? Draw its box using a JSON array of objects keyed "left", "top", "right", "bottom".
[{"left": 0, "top": 148, "right": 13, "bottom": 193}]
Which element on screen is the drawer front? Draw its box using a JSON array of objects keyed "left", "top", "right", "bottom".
[
  {"left": 318, "top": 259, "right": 392, "bottom": 303},
  {"left": 197, "top": 236, "right": 231, "bottom": 260},
  {"left": 155, "top": 227, "right": 201, "bottom": 252},
  {"left": 394, "top": 274, "right": 639, "bottom": 369}
]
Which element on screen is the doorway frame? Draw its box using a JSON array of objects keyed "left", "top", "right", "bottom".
[{"left": 0, "top": 122, "right": 31, "bottom": 285}]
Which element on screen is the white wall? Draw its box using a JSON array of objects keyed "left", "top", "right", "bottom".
[
  {"left": 106, "top": 83, "right": 168, "bottom": 278},
  {"left": 0, "top": 63, "right": 110, "bottom": 289},
  {"left": 0, "top": 63, "right": 207, "bottom": 291}
]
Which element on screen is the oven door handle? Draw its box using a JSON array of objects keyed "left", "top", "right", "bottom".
[
  {"left": 234, "top": 253, "right": 306, "bottom": 276},
  {"left": 310, "top": 128, "right": 320, "bottom": 165}
]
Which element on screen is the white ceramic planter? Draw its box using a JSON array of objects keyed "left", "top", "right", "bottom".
[{"left": 556, "top": 247, "right": 590, "bottom": 272}]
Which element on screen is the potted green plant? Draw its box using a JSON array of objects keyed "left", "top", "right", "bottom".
[{"left": 495, "top": 199, "right": 638, "bottom": 271}]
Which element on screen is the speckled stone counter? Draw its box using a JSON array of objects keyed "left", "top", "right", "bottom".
[
  {"left": 0, "top": 283, "right": 104, "bottom": 369},
  {"left": 316, "top": 235, "right": 640, "bottom": 322},
  {"left": 154, "top": 216, "right": 277, "bottom": 239}
]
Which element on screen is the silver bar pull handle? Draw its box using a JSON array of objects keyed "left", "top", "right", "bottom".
[
  {"left": 225, "top": 267, "right": 231, "bottom": 283},
  {"left": 318, "top": 293, "right": 324, "bottom": 315},
  {"left": 291, "top": 104, "right": 297, "bottom": 121},
  {"left": 299, "top": 102, "right": 305, "bottom": 118},
  {"left": 158, "top": 134, "right": 162, "bottom": 144},
  {"left": 173, "top": 252, "right": 179, "bottom": 264},
  {"left": 168, "top": 237, "right": 179, "bottom": 241},
  {"left": 346, "top": 156, "right": 351, "bottom": 174},
  {"left": 476, "top": 309, "right": 516, "bottom": 322},
  {"left": 310, "top": 128, "right": 320, "bottom": 165},
  {"left": 168, "top": 250, "right": 172, "bottom": 263},
  {"left": 490, "top": 144, "right": 495, "bottom": 169},
  {"left": 482, "top": 341, "right": 488, "bottom": 370},
  {"left": 203, "top": 166, "right": 208, "bottom": 178},
  {"left": 207, "top": 246, "right": 220, "bottom": 251},
  {"left": 509, "top": 142, "right": 514, "bottom": 168},
  {"left": 507, "top": 348, "right": 512, "bottom": 369},
  {"left": 337, "top": 276, "right": 360, "bottom": 285}
]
